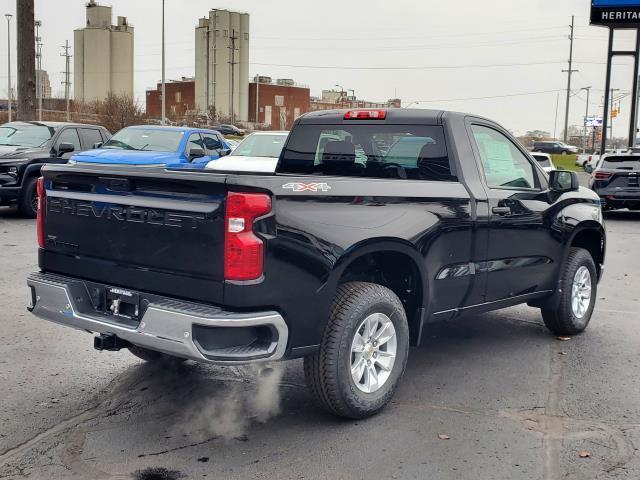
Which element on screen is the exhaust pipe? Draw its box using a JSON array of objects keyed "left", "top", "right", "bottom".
[{"left": 94, "top": 333, "right": 130, "bottom": 351}]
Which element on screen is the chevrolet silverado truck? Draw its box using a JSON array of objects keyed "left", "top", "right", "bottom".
[{"left": 27, "top": 109, "right": 606, "bottom": 419}]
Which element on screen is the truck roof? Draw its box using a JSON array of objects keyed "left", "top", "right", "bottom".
[{"left": 297, "top": 108, "right": 460, "bottom": 125}]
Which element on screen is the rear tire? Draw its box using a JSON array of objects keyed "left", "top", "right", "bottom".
[
  {"left": 128, "top": 345, "right": 187, "bottom": 364},
  {"left": 304, "top": 282, "right": 410, "bottom": 419},
  {"left": 541, "top": 247, "right": 597, "bottom": 336},
  {"left": 18, "top": 176, "right": 38, "bottom": 218}
]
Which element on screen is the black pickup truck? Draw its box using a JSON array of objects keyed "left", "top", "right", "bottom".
[{"left": 27, "top": 109, "right": 605, "bottom": 419}]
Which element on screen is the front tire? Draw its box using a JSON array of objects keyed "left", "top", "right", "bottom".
[
  {"left": 18, "top": 176, "right": 39, "bottom": 218},
  {"left": 304, "top": 282, "right": 410, "bottom": 419},
  {"left": 541, "top": 247, "right": 597, "bottom": 336}
]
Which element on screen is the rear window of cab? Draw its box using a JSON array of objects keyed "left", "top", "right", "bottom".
[{"left": 278, "top": 124, "right": 457, "bottom": 181}]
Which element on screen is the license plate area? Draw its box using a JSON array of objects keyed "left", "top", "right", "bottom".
[{"left": 106, "top": 287, "right": 141, "bottom": 320}]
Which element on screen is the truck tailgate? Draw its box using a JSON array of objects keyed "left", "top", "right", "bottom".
[{"left": 40, "top": 167, "right": 227, "bottom": 303}]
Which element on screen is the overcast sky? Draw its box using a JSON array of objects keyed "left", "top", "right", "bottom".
[{"left": 1, "top": 0, "right": 639, "bottom": 136}]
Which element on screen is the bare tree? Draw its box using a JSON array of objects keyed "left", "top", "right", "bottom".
[
  {"left": 96, "top": 93, "right": 144, "bottom": 133},
  {"left": 16, "top": 0, "right": 36, "bottom": 120}
]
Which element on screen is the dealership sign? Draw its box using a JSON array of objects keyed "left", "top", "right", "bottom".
[
  {"left": 585, "top": 116, "right": 604, "bottom": 127},
  {"left": 591, "top": 0, "right": 640, "bottom": 26}
]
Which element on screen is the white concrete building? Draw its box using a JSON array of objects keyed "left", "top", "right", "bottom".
[
  {"left": 195, "top": 9, "right": 249, "bottom": 122},
  {"left": 74, "top": 1, "right": 134, "bottom": 102}
]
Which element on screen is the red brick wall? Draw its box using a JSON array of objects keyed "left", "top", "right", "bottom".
[
  {"left": 248, "top": 83, "right": 310, "bottom": 130},
  {"left": 146, "top": 80, "right": 195, "bottom": 119}
]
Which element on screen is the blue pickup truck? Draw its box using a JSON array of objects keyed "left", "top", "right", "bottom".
[{"left": 71, "top": 125, "right": 232, "bottom": 168}]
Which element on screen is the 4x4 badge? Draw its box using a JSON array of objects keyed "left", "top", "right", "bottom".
[{"left": 282, "top": 182, "right": 331, "bottom": 192}]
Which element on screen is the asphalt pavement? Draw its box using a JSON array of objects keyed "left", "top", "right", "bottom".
[{"left": 1, "top": 192, "right": 639, "bottom": 480}]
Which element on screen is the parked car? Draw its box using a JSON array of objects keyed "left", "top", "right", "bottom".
[
  {"left": 589, "top": 153, "right": 640, "bottom": 210},
  {"left": 533, "top": 140, "right": 578, "bottom": 155},
  {"left": 226, "top": 139, "right": 240, "bottom": 151},
  {"left": 212, "top": 124, "right": 245, "bottom": 136},
  {"left": 71, "top": 126, "right": 231, "bottom": 168},
  {"left": 205, "top": 131, "right": 288, "bottom": 173},
  {"left": 28, "top": 109, "right": 605, "bottom": 419},
  {"left": 531, "top": 152, "right": 556, "bottom": 173},
  {"left": 0, "top": 121, "right": 110, "bottom": 217}
]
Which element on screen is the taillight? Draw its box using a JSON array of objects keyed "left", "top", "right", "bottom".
[
  {"left": 344, "top": 109, "right": 387, "bottom": 120},
  {"left": 36, "top": 177, "right": 45, "bottom": 248},
  {"left": 594, "top": 171, "right": 612, "bottom": 180},
  {"left": 224, "top": 192, "right": 272, "bottom": 281}
]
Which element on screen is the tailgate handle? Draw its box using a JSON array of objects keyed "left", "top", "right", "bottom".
[{"left": 492, "top": 206, "right": 512, "bottom": 216}]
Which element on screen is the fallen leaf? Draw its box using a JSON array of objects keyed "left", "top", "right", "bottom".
[
  {"left": 578, "top": 451, "right": 591, "bottom": 458},
  {"left": 438, "top": 434, "right": 450, "bottom": 440},
  {"left": 557, "top": 336, "right": 572, "bottom": 341},
  {"left": 559, "top": 352, "right": 568, "bottom": 356}
]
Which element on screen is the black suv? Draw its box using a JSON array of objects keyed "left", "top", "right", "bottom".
[
  {"left": 533, "top": 140, "right": 578, "bottom": 155},
  {"left": 0, "top": 121, "right": 110, "bottom": 217}
]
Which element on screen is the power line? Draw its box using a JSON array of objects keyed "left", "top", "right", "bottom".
[
  {"left": 249, "top": 60, "right": 569, "bottom": 71},
  {"left": 407, "top": 88, "right": 566, "bottom": 104}
]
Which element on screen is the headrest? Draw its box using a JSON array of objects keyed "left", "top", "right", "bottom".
[{"left": 322, "top": 141, "right": 356, "bottom": 165}]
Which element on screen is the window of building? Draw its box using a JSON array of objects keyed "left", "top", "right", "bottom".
[
  {"left": 175, "top": 91, "right": 182, "bottom": 103},
  {"left": 244, "top": 32, "right": 249, "bottom": 40}
]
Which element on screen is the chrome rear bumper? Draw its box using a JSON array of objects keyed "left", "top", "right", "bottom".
[{"left": 26, "top": 272, "right": 288, "bottom": 364}]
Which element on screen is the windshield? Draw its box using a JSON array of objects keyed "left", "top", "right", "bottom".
[
  {"left": 103, "top": 128, "right": 184, "bottom": 152},
  {"left": 231, "top": 134, "right": 287, "bottom": 158},
  {"left": 0, "top": 123, "right": 57, "bottom": 148}
]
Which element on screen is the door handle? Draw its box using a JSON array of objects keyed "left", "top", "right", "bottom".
[{"left": 492, "top": 206, "right": 512, "bottom": 216}]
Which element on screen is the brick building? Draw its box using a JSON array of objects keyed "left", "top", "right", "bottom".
[
  {"left": 146, "top": 77, "right": 195, "bottom": 119},
  {"left": 248, "top": 78, "right": 310, "bottom": 130}
]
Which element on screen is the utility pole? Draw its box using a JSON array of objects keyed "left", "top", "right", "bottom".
[
  {"left": 16, "top": 0, "right": 36, "bottom": 120},
  {"left": 554, "top": 92, "right": 560, "bottom": 139},
  {"left": 609, "top": 88, "right": 620, "bottom": 147},
  {"left": 5, "top": 14, "right": 12, "bottom": 122},
  {"left": 562, "top": 15, "right": 577, "bottom": 143},
  {"left": 581, "top": 86, "right": 591, "bottom": 153},
  {"left": 61, "top": 40, "right": 71, "bottom": 121},
  {"left": 255, "top": 74, "right": 260, "bottom": 124},
  {"left": 228, "top": 29, "right": 238, "bottom": 124},
  {"left": 35, "top": 19, "right": 42, "bottom": 121},
  {"left": 161, "top": 0, "right": 165, "bottom": 125}
]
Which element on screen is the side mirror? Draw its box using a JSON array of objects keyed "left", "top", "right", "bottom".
[
  {"left": 189, "top": 147, "right": 205, "bottom": 160},
  {"left": 93, "top": 142, "right": 103, "bottom": 149},
  {"left": 219, "top": 148, "right": 231, "bottom": 157},
  {"left": 549, "top": 170, "right": 579, "bottom": 193},
  {"left": 57, "top": 142, "right": 75, "bottom": 156}
]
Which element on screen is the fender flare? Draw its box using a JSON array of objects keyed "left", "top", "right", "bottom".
[{"left": 321, "top": 238, "right": 430, "bottom": 344}]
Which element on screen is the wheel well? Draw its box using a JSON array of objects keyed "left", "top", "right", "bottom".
[
  {"left": 339, "top": 251, "right": 423, "bottom": 345},
  {"left": 571, "top": 229, "right": 604, "bottom": 276}
]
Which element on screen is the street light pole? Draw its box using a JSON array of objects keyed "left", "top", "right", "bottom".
[
  {"left": 581, "top": 86, "right": 591, "bottom": 153},
  {"left": 35, "top": 19, "right": 42, "bottom": 121},
  {"left": 5, "top": 14, "right": 12, "bottom": 122},
  {"left": 161, "top": 0, "right": 166, "bottom": 125}
]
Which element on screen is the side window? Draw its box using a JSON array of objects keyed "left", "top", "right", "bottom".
[
  {"left": 471, "top": 125, "right": 538, "bottom": 189},
  {"left": 201, "top": 133, "right": 223, "bottom": 155},
  {"left": 79, "top": 128, "right": 103, "bottom": 150},
  {"left": 56, "top": 128, "right": 81, "bottom": 151},
  {"left": 186, "top": 133, "right": 203, "bottom": 155}
]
